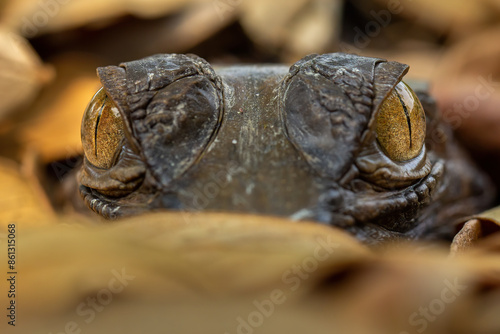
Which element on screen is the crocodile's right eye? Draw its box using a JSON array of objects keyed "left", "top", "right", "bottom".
[{"left": 81, "top": 88, "right": 125, "bottom": 169}]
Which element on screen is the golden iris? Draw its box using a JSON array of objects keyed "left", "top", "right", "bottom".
[
  {"left": 81, "top": 88, "right": 125, "bottom": 169},
  {"left": 376, "top": 81, "right": 426, "bottom": 162}
]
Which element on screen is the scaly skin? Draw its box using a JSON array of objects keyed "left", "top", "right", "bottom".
[{"left": 79, "top": 53, "right": 494, "bottom": 244}]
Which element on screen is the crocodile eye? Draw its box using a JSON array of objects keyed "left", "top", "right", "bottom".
[
  {"left": 81, "top": 88, "right": 125, "bottom": 169},
  {"left": 376, "top": 81, "right": 426, "bottom": 162}
]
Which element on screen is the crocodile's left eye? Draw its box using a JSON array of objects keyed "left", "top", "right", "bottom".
[
  {"left": 81, "top": 88, "right": 125, "bottom": 169},
  {"left": 376, "top": 81, "right": 426, "bottom": 162}
]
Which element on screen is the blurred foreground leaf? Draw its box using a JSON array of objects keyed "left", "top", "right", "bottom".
[{"left": 1, "top": 212, "right": 499, "bottom": 334}]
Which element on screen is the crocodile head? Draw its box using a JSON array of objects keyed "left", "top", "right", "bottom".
[{"left": 79, "top": 53, "right": 494, "bottom": 244}]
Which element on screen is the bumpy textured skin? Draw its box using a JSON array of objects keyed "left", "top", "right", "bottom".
[{"left": 79, "top": 53, "right": 495, "bottom": 245}]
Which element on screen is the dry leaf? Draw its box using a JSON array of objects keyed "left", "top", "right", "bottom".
[
  {"left": 0, "top": 157, "right": 54, "bottom": 227},
  {"left": 450, "top": 219, "right": 483, "bottom": 256},
  {"left": 157, "top": 1, "right": 238, "bottom": 53},
  {"left": 370, "top": 0, "right": 493, "bottom": 38},
  {"left": 240, "top": 0, "right": 342, "bottom": 58},
  {"left": 467, "top": 205, "right": 500, "bottom": 233},
  {"left": 4, "top": 212, "right": 500, "bottom": 334},
  {"left": 12, "top": 212, "right": 369, "bottom": 316},
  {"left": 285, "top": 0, "right": 342, "bottom": 60},
  {"left": 240, "top": 0, "right": 311, "bottom": 49},
  {"left": 451, "top": 206, "right": 500, "bottom": 255},
  {"left": 0, "top": 29, "right": 52, "bottom": 122},
  {"left": 1, "top": 0, "right": 205, "bottom": 37}
]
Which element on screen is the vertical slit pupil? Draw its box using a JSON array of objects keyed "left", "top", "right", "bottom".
[
  {"left": 94, "top": 96, "right": 107, "bottom": 157},
  {"left": 395, "top": 90, "right": 412, "bottom": 149}
]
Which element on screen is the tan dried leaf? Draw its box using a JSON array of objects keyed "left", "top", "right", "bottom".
[
  {"left": 1, "top": 0, "right": 205, "bottom": 37},
  {"left": 451, "top": 206, "right": 500, "bottom": 255},
  {"left": 15, "top": 212, "right": 370, "bottom": 316},
  {"left": 240, "top": 0, "right": 342, "bottom": 58},
  {"left": 450, "top": 219, "right": 483, "bottom": 256},
  {"left": 371, "top": 0, "right": 492, "bottom": 37},
  {"left": 468, "top": 205, "right": 500, "bottom": 227},
  {"left": 9, "top": 212, "right": 500, "bottom": 334},
  {"left": 285, "top": 0, "right": 342, "bottom": 60},
  {"left": 158, "top": 1, "right": 239, "bottom": 52},
  {"left": 0, "top": 157, "right": 55, "bottom": 227},
  {"left": 0, "top": 29, "right": 52, "bottom": 122}
]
